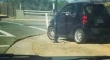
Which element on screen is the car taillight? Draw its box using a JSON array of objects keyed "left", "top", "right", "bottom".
[{"left": 82, "top": 15, "right": 88, "bottom": 24}]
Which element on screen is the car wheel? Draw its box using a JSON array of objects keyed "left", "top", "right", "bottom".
[
  {"left": 47, "top": 27, "right": 58, "bottom": 40},
  {"left": 74, "top": 28, "right": 86, "bottom": 44}
]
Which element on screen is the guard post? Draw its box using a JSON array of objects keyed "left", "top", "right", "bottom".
[{"left": 53, "top": 0, "right": 58, "bottom": 43}]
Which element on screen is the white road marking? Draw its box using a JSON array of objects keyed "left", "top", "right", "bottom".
[
  {"left": 6, "top": 22, "right": 23, "bottom": 26},
  {"left": 0, "top": 30, "right": 15, "bottom": 37},
  {"left": 28, "top": 26, "right": 47, "bottom": 32},
  {"left": 0, "top": 45, "right": 10, "bottom": 47},
  {"left": 4, "top": 21, "right": 47, "bottom": 32}
]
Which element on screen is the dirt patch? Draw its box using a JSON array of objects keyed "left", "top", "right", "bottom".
[
  {"left": 32, "top": 34, "right": 110, "bottom": 56},
  {"left": 6, "top": 34, "right": 110, "bottom": 56},
  {"left": 6, "top": 36, "right": 38, "bottom": 55}
]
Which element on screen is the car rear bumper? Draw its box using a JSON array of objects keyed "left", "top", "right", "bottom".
[{"left": 85, "top": 28, "right": 110, "bottom": 40}]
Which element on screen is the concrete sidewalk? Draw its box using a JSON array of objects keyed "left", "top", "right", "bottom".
[
  {"left": 6, "top": 34, "right": 110, "bottom": 56},
  {"left": 2, "top": 18, "right": 51, "bottom": 22}
]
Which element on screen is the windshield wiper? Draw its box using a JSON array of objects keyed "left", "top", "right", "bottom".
[
  {"left": 0, "top": 54, "right": 51, "bottom": 60},
  {"left": 0, "top": 54, "right": 110, "bottom": 60}
]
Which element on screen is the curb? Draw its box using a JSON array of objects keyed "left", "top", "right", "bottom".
[{"left": 2, "top": 19, "right": 51, "bottom": 22}]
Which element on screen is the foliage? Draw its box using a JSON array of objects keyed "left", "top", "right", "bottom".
[{"left": 8, "top": 0, "right": 68, "bottom": 11}]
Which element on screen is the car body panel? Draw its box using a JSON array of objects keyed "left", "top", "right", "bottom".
[{"left": 48, "top": 3, "right": 110, "bottom": 40}]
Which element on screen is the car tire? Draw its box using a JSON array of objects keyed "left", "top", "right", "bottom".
[
  {"left": 74, "top": 28, "right": 86, "bottom": 44},
  {"left": 47, "top": 27, "right": 58, "bottom": 40}
]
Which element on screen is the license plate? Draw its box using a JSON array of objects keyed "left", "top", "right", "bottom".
[{"left": 97, "top": 19, "right": 103, "bottom": 23}]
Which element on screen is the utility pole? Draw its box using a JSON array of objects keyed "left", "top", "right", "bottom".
[
  {"left": 53, "top": 0, "right": 58, "bottom": 43},
  {"left": 19, "top": 3, "right": 21, "bottom": 10},
  {"left": 7, "top": 0, "right": 9, "bottom": 18}
]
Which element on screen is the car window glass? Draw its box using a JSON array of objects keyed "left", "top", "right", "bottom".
[
  {"left": 86, "top": 4, "right": 109, "bottom": 17},
  {"left": 60, "top": 4, "right": 77, "bottom": 16},
  {"left": 93, "top": 4, "right": 108, "bottom": 16},
  {"left": 86, "top": 5, "right": 92, "bottom": 14},
  {"left": 61, "top": 4, "right": 73, "bottom": 13},
  {"left": 71, "top": 5, "right": 77, "bottom": 16}
]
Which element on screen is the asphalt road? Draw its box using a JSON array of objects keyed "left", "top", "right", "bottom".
[
  {"left": 10, "top": 20, "right": 47, "bottom": 30},
  {"left": 3, "top": 20, "right": 110, "bottom": 56},
  {"left": 0, "top": 20, "right": 47, "bottom": 53}
]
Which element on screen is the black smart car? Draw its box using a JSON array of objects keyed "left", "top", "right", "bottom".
[{"left": 47, "top": 2, "right": 110, "bottom": 44}]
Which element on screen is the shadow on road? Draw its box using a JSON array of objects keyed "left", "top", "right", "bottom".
[
  {"left": 87, "top": 38, "right": 110, "bottom": 44},
  {"left": 59, "top": 38, "right": 110, "bottom": 44}
]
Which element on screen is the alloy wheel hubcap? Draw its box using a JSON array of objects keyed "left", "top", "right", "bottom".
[
  {"left": 48, "top": 28, "right": 54, "bottom": 39},
  {"left": 75, "top": 30, "right": 83, "bottom": 42}
]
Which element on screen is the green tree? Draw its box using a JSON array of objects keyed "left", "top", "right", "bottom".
[{"left": 8, "top": 0, "right": 68, "bottom": 11}]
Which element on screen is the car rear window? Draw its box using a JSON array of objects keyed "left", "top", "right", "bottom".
[{"left": 85, "top": 4, "right": 109, "bottom": 17}]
